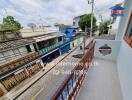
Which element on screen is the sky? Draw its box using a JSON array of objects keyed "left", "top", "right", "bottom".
[{"left": 0, "top": 0, "right": 123, "bottom": 27}]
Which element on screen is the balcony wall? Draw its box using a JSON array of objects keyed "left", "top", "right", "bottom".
[
  {"left": 70, "top": 37, "right": 83, "bottom": 48},
  {"left": 117, "top": 40, "right": 132, "bottom": 100},
  {"left": 50, "top": 40, "right": 95, "bottom": 100},
  {"left": 40, "top": 41, "right": 63, "bottom": 55},
  {"left": 94, "top": 39, "right": 121, "bottom": 61}
]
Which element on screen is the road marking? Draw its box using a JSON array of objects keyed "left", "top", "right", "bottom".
[{"left": 31, "top": 87, "right": 44, "bottom": 100}]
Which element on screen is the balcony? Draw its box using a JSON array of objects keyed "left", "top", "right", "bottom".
[
  {"left": 40, "top": 40, "right": 69, "bottom": 55},
  {"left": 77, "top": 58, "right": 122, "bottom": 100},
  {"left": 49, "top": 39, "right": 123, "bottom": 100},
  {"left": 50, "top": 40, "right": 95, "bottom": 100}
]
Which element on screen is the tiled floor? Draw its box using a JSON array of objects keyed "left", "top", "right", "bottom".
[{"left": 77, "top": 58, "right": 123, "bottom": 100}]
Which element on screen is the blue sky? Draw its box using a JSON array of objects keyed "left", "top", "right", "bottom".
[{"left": 0, "top": 0, "right": 123, "bottom": 27}]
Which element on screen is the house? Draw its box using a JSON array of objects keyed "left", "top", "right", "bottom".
[
  {"left": 59, "top": 26, "right": 79, "bottom": 38},
  {"left": 73, "top": 14, "right": 87, "bottom": 27},
  {"left": 0, "top": 26, "right": 85, "bottom": 97},
  {"left": 0, "top": 30, "right": 43, "bottom": 96}
]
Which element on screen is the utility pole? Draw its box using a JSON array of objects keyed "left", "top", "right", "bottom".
[
  {"left": 83, "top": 26, "right": 87, "bottom": 54},
  {"left": 99, "top": 15, "right": 103, "bottom": 22},
  {"left": 88, "top": 0, "right": 94, "bottom": 37},
  {"left": 39, "top": 15, "right": 44, "bottom": 32},
  {"left": 90, "top": 0, "right": 94, "bottom": 37}
]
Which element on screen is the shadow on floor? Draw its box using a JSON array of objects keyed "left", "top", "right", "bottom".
[{"left": 72, "top": 54, "right": 84, "bottom": 58}]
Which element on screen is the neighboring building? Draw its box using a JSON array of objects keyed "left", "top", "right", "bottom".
[
  {"left": 0, "top": 27, "right": 84, "bottom": 96},
  {"left": 73, "top": 14, "right": 86, "bottom": 27},
  {"left": 0, "top": 30, "right": 43, "bottom": 96},
  {"left": 59, "top": 26, "right": 79, "bottom": 38},
  {"left": 0, "top": 30, "right": 22, "bottom": 42},
  {"left": 32, "top": 32, "right": 65, "bottom": 63},
  {"left": 108, "top": 14, "right": 121, "bottom": 36}
]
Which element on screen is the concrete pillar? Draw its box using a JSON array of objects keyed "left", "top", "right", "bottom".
[
  {"left": 59, "top": 49, "right": 62, "bottom": 55},
  {"left": 34, "top": 43, "right": 40, "bottom": 53},
  {"left": 30, "top": 44, "right": 35, "bottom": 52}
]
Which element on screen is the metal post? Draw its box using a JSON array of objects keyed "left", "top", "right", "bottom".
[
  {"left": 90, "top": 0, "right": 94, "bottom": 37},
  {"left": 83, "top": 27, "right": 87, "bottom": 55}
]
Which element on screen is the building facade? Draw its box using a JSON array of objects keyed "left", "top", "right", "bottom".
[
  {"left": 73, "top": 14, "right": 86, "bottom": 27},
  {"left": 0, "top": 30, "right": 43, "bottom": 96},
  {"left": 0, "top": 28, "right": 84, "bottom": 97}
]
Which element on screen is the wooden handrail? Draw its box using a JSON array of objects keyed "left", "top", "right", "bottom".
[{"left": 50, "top": 40, "right": 95, "bottom": 100}]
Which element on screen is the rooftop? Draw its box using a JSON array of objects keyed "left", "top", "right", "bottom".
[{"left": 0, "top": 38, "right": 35, "bottom": 52}]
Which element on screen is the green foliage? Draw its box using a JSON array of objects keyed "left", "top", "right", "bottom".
[
  {"left": 78, "top": 14, "right": 97, "bottom": 31},
  {"left": 0, "top": 16, "right": 21, "bottom": 31},
  {"left": 99, "top": 20, "right": 110, "bottom": 36}
]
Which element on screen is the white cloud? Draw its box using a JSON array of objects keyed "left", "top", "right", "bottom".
[{"left": 0, "top": 0, "right": 123, "bottom": 27}]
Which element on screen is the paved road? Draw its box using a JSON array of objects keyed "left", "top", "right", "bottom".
[{"left": 16, "top": 38, "right": 92, "bottom": 100}]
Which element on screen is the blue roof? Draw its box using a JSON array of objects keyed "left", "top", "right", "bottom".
[{"left": 110, "top": 5, "right": 124, "bottom": 10}]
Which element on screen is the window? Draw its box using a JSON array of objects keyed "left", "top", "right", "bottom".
[
  {"left": 99, "top": 44, "right": 112, "bottom": 56},
  {"left": 58, "top": 37, "right": 62, "bottom": 42},
  {"left": 65, "top": 30, "right": 69, "bottom": 34},
  {"left": 124, "top": 11, "right": 132, "bottom": 47}
]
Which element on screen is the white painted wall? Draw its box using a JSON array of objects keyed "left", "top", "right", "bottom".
[
  {"left": 117, "top": 41, "right": 132, "bottom": 100},
  {"left": 94, "top": 39, "right": 121, "bottom": 61},
  {"left": 109, "top": 17, "right": 120, "bottom": 35},
  {"left": 94, "top": 1, "right": 132, "bottom": 100},
  {"left": 115, "top": 0, "right": 132, "bottom": 100},
  {"left": 116, "top": 0, "right": 132, "bottom": 40},
  {"left": 30, "top": 44, "right": 35, "bottom": 51},
  {"left": 73, "top": 17, "right": 80, "bottom": 27}
]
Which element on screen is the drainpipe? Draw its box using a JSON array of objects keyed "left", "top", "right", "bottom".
[{"left": 83, "top": 26, "right": 87, "bottom": 55}]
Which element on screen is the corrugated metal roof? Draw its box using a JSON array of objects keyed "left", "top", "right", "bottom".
[
  {"left": 0, "top": 39, "right": 35, "bottom": 52},
  {"left": 33, "top": 32, "right": 64, "bottom": 42}
]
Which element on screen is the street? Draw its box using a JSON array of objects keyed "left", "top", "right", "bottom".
[{"left": 15, "top": 38, "right": 92, "bottom": 100}]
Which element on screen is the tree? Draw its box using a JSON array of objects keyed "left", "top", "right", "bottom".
[
  {"left": 78, "top": 14, "right": 97, "bottom": 31},
  {"left": 99, "top": 20, "right": 110, "bottom": 36},
  {"left": 2, "top": 16, "right": 21, "bottom": 30},
  {"left": 27, "top": 23, "right": 36, "bottom": 32}
]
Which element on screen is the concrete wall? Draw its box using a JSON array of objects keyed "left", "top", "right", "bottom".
[
  {"left": 73, "top": 17, "right": 80, "bottom": 27},
  {"left": 115, "top": 0, "right": 132, "bottom": 100},
  {"left": 117, "top": 41, "right": 132, "bottom": 100},
  {"left": 94, "top": 39, "right": 121, "bottom": 61},
  {"left": 70, "top": 37, "right": 83, "bottom": 48},
  {"left": 116, "top": 0, "right": 132, "bottom": 40}
]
